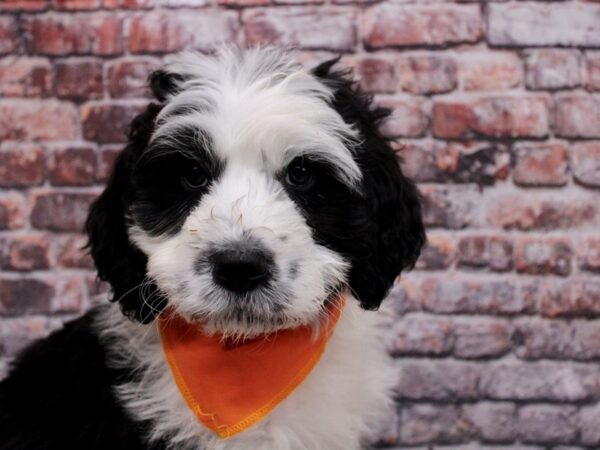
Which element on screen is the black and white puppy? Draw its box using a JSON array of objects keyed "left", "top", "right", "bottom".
[{"left": 0, "top": 47, "right": 425, "bottom": 450}]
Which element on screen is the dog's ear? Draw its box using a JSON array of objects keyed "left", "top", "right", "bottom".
[
  {"left": 313, "top": 60, "right": 426, "bottom": 310},
  {"left": 86, "top": 103, "right": 167, "bottom": 323},
  {"left": 149, "top": 69, "right": 185, "bottom": 102}
]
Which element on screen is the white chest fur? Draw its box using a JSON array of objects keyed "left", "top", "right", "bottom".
[{"left": 97, "top": 300, "right": 395, "bottom": 450}]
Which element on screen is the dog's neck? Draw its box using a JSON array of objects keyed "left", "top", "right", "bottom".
[{"left": 95, "top": 298, "right": 395, "bottom": 450}]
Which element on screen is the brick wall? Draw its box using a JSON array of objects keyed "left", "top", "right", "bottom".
[{"left": 1, "top": 0, "right": 599, "bottom": 448}]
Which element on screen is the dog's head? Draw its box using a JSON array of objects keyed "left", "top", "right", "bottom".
[{"left": 86, "top": 47, "right": 425, "bottom": 337}]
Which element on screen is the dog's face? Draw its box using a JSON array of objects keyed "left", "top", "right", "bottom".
[{"left": 87, "top": 48, "right": 425, "bottom": 337}]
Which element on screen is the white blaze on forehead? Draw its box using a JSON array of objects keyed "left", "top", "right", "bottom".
[{"left": 150, "top": 47, "right": 362, "bottom": 186}]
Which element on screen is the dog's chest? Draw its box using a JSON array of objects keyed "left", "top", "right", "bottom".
[{"left": 108, "top": 302, "right": 395, "bottom": 450}]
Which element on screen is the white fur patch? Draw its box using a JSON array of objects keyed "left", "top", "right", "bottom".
[{"left": 96, "top": 298, "right": 395, "bottom": 450}]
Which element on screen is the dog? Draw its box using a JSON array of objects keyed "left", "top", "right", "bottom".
[{"left": 0, "top": 47, "right": 425, "bottom": 450}]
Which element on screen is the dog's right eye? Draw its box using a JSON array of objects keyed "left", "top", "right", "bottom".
[{"left": 183, "top": 165, "right": 209, "bottom": 190}]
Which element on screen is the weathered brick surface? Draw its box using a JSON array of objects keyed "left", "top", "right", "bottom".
[
  {"left": 457, "top": 52, "right": 521, "bottom": 92},
  {"left": 1, "top": 2, "right": 600, "bottom": 449},
  {"left": 0, "top": 100, "right": 80, "bottom": 141},
  {"left": 55, "top": 59, "right": 103, "bottom": 101},
  {"left": 24, "top": 13, "right": 123, "bottom": 56},
  {"left": 525, "top": 50, "right": 582, "bottom": 91},
  {"left": 0, "top": 143, "right": 45, "bottom": 188},
  {"left": 0, "top": 57, "right": 52, "bottom": 98},
  {"left": 129, "top": 10, "right": 238, "bottom": 53},
  {"left": 244, "top": 8, "right": 356, "bottom": 51},
  {"left": 363, "top": 4, "right": 481, "bottom": 49},
  {"left": 487, "top": 3, "right": 600, "bottom": 47},
  {"left": 433, "top": 96, "right": 550, "bottom": 139},
  {"left": 512, "top": 142, "right": 569, "bottom": 187},
  {"left": 30, "top": 192, "right": 97, "bottom": 232},
  {"left": 554, "top": 95, "right": 600, "bottom": 138}
]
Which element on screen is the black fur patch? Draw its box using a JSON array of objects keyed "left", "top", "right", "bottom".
[
  {"left": 307, "top": 59, "right": 426, "bottom": 310},
  {"left": 0, "top": 311, "right": 165, "bottom": 450}
]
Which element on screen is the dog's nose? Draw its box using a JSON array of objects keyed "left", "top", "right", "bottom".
[{"left": 211, "top": 248, "right": 273, "bottom": 293}]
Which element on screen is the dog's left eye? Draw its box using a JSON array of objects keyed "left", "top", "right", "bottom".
[
  {"left": 286, "top": 157, "right": 313, "bottom": 187},
  {"left": 183, "top": 165, "right": 208, "bottom": 190}
]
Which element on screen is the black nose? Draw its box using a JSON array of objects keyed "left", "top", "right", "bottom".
[{"left": 211, "top": 247, "right": 273, "bottom": 293}]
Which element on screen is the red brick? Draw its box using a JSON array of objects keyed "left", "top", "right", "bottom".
[
  {"left": 482, "top": 362, "right": 598, "bottom": 402},
  {"left": 363, "top": 4, "right": 481, "bottom": 49},
  {"left": 0, "top": 194, "right": 25, "bottom": 230},
  {"left": 0, "top": 100, "right": 80, "bottom": 141},
  {"left": 0, "top": 278, "right": 54, "bottom": 316},
  {"left": 157, "top": 0, "right": 211, "bottom": 6},
  {"left": 52, "top": 234, "right": 93, "bottom": 269},
  {"left": 55, "top": 59, "right": 103, "bottom": 101},
  {"left": 488, "top": 2, "right": 600, "bottom": 47},
  {"left": 108, "top": 58, "right": 157, "bottom": 99},
  {"left": 0, "top": 317, "right": 51, "bottom": 357},
  {"left": 52, "top": 276, "right": 85, "bottom": 313},
  {"left": 81, "top": 101, "right": 145, "bottom": 143},
  {"left": 525, "top": 50, "right": 582, "bottom": 91},
  {"left": 31, "top": 192, "right": 97, "bottom": 232},
  {"left": 387, "top": 315, "right": 453, "bottom": 357},
  {"left": 464, "top": 403, "right": 517, "bottom": 444},
  {"left": 458, "top": 52, "right": 521, "bottom": 91},
  {"left": 587, "top": 51, "right": 600, "bottom": 91},
  {"left": 399, "top": 404, "right": 470, "bottom": 445},
  {"left": 541, "top": 279, "right": 600, "bottom": 318},
  {"left": 129, "top": 10, "right": 239, "bottom": 54},
  {"left": 515, "top": 318, "right": 600, "bottom": 361},
  {"left": 0, "top": 235, "right": 51, "bottom": 271},
  {"left": 222, "top": 0, "right": 270, "bottom": 6},
  {"left": 421, "top": 185, "right": 479, "bottom": 230},
  {"left": 398, "top": 55, "right": 456, "bottom": 95},
  {"left": 512, "top": 142, "right": 569, "bottom": 187},
  {"left": 0, "top": 144, "right": 45, "bottom": 188},
  {"left": 0, "top": 57, "right": 52, "bottom": 98},
  {"left": 453, "top": 318, "right": 511, "bottom": 359},
  {"left": 103, "top": 0, "right": 152, "bottom": 7},
  {"left": 420, "top": 278, "right": 537, "bottom": 316},
  {"left": 487, "top": 194, "right": 597, "bottom": 231},
  {"left": 396, "top": 361, "right": 479, "bottom": 401},
  {"left": 52, "top": 0, "right": 100, "bottom": 9},
  {"left": 0, "top": 16, "right": 20, "bottom": 55},
  {"left": 387, "top": 279, "right": 421, "bottom": 316},
  {"left": 98, "top": 145, "right": 121, "bottom": 182},
  {"left": 244, "top": 8, "right": 356, "bottom": 52},
  {"left": 48, "top": 146, "right": 97, "bottom": 186},
  {"left": 518, "top": 405, "right": 578, "bottom": 445},
  {"left": 433, "top": 96, "right": 549, "bottom": 139},
  {"left": 349, "top": 55, "right": 397, "bottom": 94},
  {"left": 515, "top": 237, "right": 572, "bottom": 276},
  {"left": 554, "top": 95, "right": 600, "bottom": 138},
  {"left": 572, "top": 142, "right": 600, "bottom": 188},
  {"left": 400, "top": 141, "right": 509, "bottom": 186},
  {"left": 1, "top": 0, "right": 47, "bottom": 10},
  {"left": 415, "top": 234, "right": 454, "bottom": 271},
  {"left": 375, "top": 97, "right": 428, "bottom": 138},
  {"left": 579, "top": 237, "right": 600, "bottom": 272},
  {"left": 24, "top": 13, "right": 123, "bottom": 56},
  {"left": 457, "top": 235, "right": 513, "bottom": 272},
  {"left": 581, "top": 404, "right": 600, "bottom": 446}
]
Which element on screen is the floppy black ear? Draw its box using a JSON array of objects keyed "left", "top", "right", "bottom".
[
  {"left": 86, "top": 103, "right": 167, "bottom": 323},
  {"left": 149, "top": 69, "right": 184, "bottom": 102},
  {"left": 313, "top": 60, "right": 426, "bottom": 310}
]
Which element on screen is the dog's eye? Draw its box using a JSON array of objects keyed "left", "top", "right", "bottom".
[
  {"left": 183, "top": 165, "right": 208, "bottom": 190},
  {"left": 286, "top": 158, "right": 313, "bottom": 187}
]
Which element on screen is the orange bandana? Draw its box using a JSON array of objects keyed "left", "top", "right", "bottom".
[{"left": 158, "top": 298, "right": 345, "bottom": 439}]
